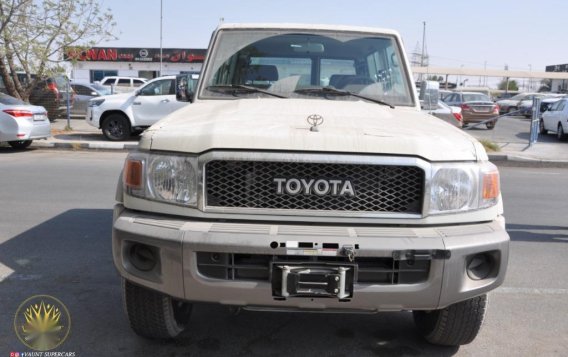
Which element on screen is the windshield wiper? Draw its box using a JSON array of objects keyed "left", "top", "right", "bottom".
[
  {"left": 206, "top": 84, "right": 288, "bottom": 98},
  {"left": 294, "top": 87, "right": 395, "bottom": 108}
]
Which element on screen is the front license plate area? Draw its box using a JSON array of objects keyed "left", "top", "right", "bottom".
[{"left": 271, "top": 263, "right": 355, "bottom": 300}]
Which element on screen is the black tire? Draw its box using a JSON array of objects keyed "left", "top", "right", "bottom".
[
  {"left": 122, "top": 279, "right": 192, "bottom": 339},
  {"left": 8, "top": 140, "right": 33, "bottom": 149},
  {"left": 413, "top": 294, "right": 487, "bottom": 346},
  {"left": 507, "top": 107, "right": 516, "bottom": 115},
  {"left": 486, "top": 120, "right": 496, "bottom": 130},
  {"left": 539, "top": 119, "right": 548, "bottom": 135},
  {"left": 557, "top": 123, "right": 567, "bottom": 141},
  {"left": 102, "top": 114, "right": 131, "bottom": 141}
]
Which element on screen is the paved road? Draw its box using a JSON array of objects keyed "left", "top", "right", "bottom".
[{"left": 0, "top": 150, "right": 566, "bottom": 356}]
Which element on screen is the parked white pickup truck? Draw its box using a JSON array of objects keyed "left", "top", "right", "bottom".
[
  {"left": 113, "top": 23, "right": 509, "bottom": 346},
  {"left": 86, "top": 76, "right": 189, "bottom": 140}
]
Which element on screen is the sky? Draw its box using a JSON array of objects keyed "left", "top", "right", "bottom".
[{"left": 99, "top": 0, "right": 568, "bottom": 83}]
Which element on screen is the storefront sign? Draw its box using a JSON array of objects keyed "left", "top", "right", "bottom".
[
  {"left": 546, "top": 64, "right": 568, "bottom": 73},
  {"left": 65, "top": 47, "right": 206, "bottom": 63}
]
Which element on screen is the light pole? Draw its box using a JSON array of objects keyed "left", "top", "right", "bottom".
[
  {"left": 159, "top": 0, "right": 163, "bottom": 77},
  {"left": 528, "top": 64, "right": 532, "bottom": 91}
]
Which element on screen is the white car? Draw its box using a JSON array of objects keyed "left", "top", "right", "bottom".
[
  {"left": 98, "top": 76, "right": 147, "bottom": 94},
  {"left": 422, "top": 100, "right": 463, "bottom": 128},
  {"left": 86, "top": 76, "right": 188, "bottom": 141},
  {"left": 0, "top": 93, "right": 50, "bottom": 149},
  {"left": 540, "top": 97, "right": 568, "bottom": 141}
]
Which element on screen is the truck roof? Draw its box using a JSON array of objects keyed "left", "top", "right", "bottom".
[{"left": 216, "top": 23, "right": 401, "bottom": 37}]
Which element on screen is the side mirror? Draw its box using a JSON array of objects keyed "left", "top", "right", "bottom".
[
  {"left": 419, "top": 81, "right": 439, "bottom": 111},
  {"left": 176, "top": 73, "right": 199, "bottom": 102}
]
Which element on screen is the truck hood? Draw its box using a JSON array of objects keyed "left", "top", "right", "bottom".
[{"left": 142, "top": 99, "right": 482, "bottom": 161}]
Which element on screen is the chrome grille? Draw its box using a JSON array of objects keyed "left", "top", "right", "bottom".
[{"left": 205, "top": 160, "right": 424, "bottom": 214}]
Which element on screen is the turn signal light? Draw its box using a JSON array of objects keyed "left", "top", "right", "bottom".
[
  {"left": 482, "top": 171, "right": 500, "bottom": 199},
  {"left": 124, "top": 159, "right": 143, "bottom": 189}
]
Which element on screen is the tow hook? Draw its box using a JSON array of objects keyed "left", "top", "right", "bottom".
[{"left": 341, "top": 245, "right": 356, "bottom": 262}]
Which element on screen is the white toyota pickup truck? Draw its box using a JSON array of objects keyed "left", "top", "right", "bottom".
[{"left": 113, "top": 23, "right": 509, "bottom": 346}]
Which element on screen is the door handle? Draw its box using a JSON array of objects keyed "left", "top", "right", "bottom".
[{"left": 133, "top": 101, "right": 141, "bottom": 105}]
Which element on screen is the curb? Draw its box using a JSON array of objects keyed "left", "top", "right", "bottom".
[
  {"left": 31, "top": 140, "right": 139, "bottom": 151},
  {"left": 488, "top": 153, "right": 568, "bottom": 168}
]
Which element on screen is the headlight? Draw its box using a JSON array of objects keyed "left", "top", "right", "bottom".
[
  {"left": 89, "top": 98, "right": 105, "bottom": 107},
  {"left": 123, "top": 152, "right": 198, "bottom": 207},
  {"left": 428, "top": 161, "right": 500, "bottom": 215}
]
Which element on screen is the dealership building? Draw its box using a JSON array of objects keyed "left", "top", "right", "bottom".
[
  {"left": 546, "top": 63, "right": 568, "bottom": 92},
  {"left": 64, "top": 46, "right": 206, "bottom": 82}
]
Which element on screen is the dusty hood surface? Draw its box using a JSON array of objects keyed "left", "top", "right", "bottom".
[{"left": 141, "top": 98, "right": 482, "bottom": 161}]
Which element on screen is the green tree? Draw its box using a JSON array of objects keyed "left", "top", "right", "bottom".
[
  {"left": 0, "top": 0, "right": 117, "bottom": 100},
  {"left": 498, "top": 79, "right": 519, "bottom": 91}
]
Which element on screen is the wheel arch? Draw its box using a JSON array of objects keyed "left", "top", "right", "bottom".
[{"left": 100, "top": 110, "right": 133, "bottom": 128}]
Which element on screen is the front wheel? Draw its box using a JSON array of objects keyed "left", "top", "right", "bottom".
[
  {"left": 486, "top": 120, "right": 496, "bottom": 130},
  {"left": 122, "top": 279, "right": 192, "bottom": 339},
  {"left": 557, "top": 123, "right": 567, "bottom": 141},
  {"left": 102, "top": 114, "right": 131, "bottom": 141},
  {"left": 413, "top": 294, "right": 487, "bottom": 346},
  {"left": 8, "top": 140, "right": 33, "bottom": 149}
]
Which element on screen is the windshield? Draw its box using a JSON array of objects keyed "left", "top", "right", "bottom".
[{"left": 201, "top": 29, "right": 414, "bottom": 106}]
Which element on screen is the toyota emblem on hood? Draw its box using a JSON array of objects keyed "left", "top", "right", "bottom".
[{"left": 307, "top": 114, "right": 324, "bottom": 132}]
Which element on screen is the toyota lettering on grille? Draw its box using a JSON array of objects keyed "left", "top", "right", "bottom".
[{"left": 274, "top": 178, "right": 355, "bottom": 197}]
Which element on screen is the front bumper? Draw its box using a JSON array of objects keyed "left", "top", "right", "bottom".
[
  {"left": 85, "top": 107, "right": 101, "bottom": 128},
  {"left": 112, "top": 204, "right": 509, "bottom": 311}
]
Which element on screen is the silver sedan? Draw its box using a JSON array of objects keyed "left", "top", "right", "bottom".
[{"left": 0, "top": 93, "right": 50, "bottom": 149}]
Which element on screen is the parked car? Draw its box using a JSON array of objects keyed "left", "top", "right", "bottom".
[
  {"left": 540, "top": 98, "right": 568, "bottom": 141},
  {"left": 439, "top": 89, "right": 453, "bottom": 100},
  {"left": 0, "top": 72, "right": 35, "bottom": 95},
  {"left": 98, "top": 76, "right": 147, "bottom": 94},
  {"left": 1, "top": 74, "right": 74, "bottom": 121},
  {"left": 493, "top": 91, "right": 519, "bottom": 101},
  {"left": 422, "top": 100, "right": 463, "bottom": 128},
  {"left": 70, "top": 82, "right": 112, "bottom": 117},
  {"left": 86, "top": 76, "right": 188, "bottom": 141},
  {"left": 518, "top": 94, "right": 565, "bottom": 118},
  {"left": 0, "top": 93, "right": 50, "bottom": 149},
  {"left": 442, "top": 92, "right": 499, "bottom": 129},
  {"left": 28, "top": 75, "right": 75, "bottom": 121},
  {"left": 496, "top": 92, "right": 542, "bottom": 115}
]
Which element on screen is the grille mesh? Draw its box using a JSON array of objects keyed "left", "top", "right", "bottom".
[{"left": 205, "top": 160, "right": 424, "bottom": 214}]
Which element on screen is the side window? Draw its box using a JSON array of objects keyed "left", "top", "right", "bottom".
[
  {"left": 549, "top": 100, "right": 561, "bottom": 111},
  {"left": 139, "top": 80, "right": 171, "bottom": 96},
  {"left": 102, "top": 78, "right": 114, "bottom": 85},
  {"left": 73, "top": 85, "right": 89, "bottom": 95},
  {"left": 133, "top": 79, "right": 145, "bottom": 86},
  {"left": 117, "top": 78, "right": 131, "bottom": 87},
  {"left": 558, "top": 100, "right": 566, "bottom": 112}
]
